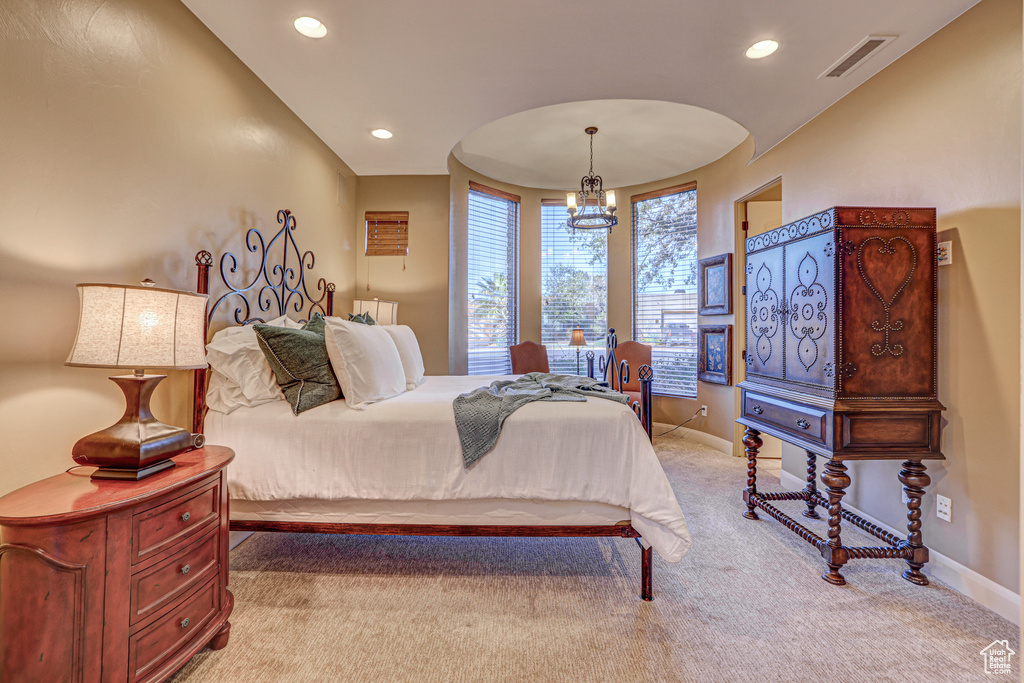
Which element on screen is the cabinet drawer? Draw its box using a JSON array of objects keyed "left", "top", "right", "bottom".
[
  {"left": 132, "top": 478, "right": 219, "bottom": 564},
  {"left": 129, "top": 577, "right": 220, "bottom": 682},
  {"left": 130, "top": 526, "right": 220, "bottom": 625},
  {"left": 742, "top": 393, "right": 828, "bottom": 445}
]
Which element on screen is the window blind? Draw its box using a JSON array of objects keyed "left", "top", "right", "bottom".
[
  {"left": 632, "top": 184, "right": 698, "bottom": 397},
  {"left": 541, "top": 201, "right": 607, "bottom": 374},
  {"left": 365, "top": 211, "right": 409, "bottom": 256},
  {"left": 468, "top": 183, "right": 520, "bottom": 375}
]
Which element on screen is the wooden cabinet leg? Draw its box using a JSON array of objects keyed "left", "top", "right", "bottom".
[
  {"left": 742, "top": 427, "right": 761, "bottom": 520},
  {"left": 803, "top": 450, "right": 820, "bottom": 519},
  {"left": 208, "top": 621, "right": 231, "bottom": 650},
  {"left": 820, "top": 460, "right": 850, "bottom": 585},
  {"left": 899, "top": 460, "right": 931, "bottom": 585},
  {"left": 640, "top": 545, "right": 653, "bottom": 602}
]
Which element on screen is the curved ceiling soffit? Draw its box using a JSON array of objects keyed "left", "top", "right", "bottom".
[{"left": 449, "top": 99, "right": 752, "bottom": 191}]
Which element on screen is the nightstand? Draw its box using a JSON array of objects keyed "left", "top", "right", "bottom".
[{"left": 0, "top": 446, "right": 234, "bottom": 682}]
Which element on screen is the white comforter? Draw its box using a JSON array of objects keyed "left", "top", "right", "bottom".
[{"left": 205, "top": 375, "right": 691, "bottom": 561}]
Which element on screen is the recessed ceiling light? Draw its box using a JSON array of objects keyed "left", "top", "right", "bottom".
[
  {"left": 746, "top": 39, "right": 779, "bottom": 59},
  {"left": 294, "top": 17, "right": 327, "bottom": 39},
  {"left": 371, "top": 129, "right": 393, "bottom": 140}
]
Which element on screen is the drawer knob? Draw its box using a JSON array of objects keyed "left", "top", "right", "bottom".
[
  {"left": 752, "top": 405, "right": 764, "bottom": 415},
  {"left": 796, "top": 418, "right": 810, "bottom": 430},
  {"left": 181, "top": 564, "right": 190, "bottom": 575},
  {"left": 181, "top": 618, "right": 190, "bottom": 629},
  {"left": 181, "top": 512, "right": 191, "bottom": 522}
]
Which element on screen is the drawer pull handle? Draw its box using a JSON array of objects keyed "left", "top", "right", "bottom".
[
  {"left": 181, "top": 618, "right": 190, "bottom": 629},
  {"left": 181, "top": 564, "right": 190, "bottom": 575},
  {"left": 752, "top": 405, "right": 764, "bottom": 415},
  {"left": 181, "top": 512, "right": 191, "bottom": 522},
  {"left": 796, "top": 418, "right": 810, "bottom": 430}
]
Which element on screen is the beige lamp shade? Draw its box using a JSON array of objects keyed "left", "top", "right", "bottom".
[
  {"left": 353, "top": 297, "right": 398, "bottom": 325},
  {"left": 66, "top": 283, "right": 208, "bottom": 370},
  {"left": 569, "top": 327, "right": 587, "bottom": 347}
]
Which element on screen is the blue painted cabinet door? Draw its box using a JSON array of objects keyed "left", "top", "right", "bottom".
[{"left": 783, "top": 232, "right": 835, "bottom": 388}]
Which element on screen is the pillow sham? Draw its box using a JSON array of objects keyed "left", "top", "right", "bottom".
[
  {"left": 383, "top": 325, "right": 425, "bottom": 390},
  {"left": 254, "top": 314, "right": 341, "bottom": 415},
  {"left": 205, "top": 314, "right": 299, "bottom": 405},
  {"left": 323, "top": 316, "right": 406, "bottom": 410}
]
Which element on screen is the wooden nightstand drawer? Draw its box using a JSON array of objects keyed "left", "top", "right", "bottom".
[
  {"left": 132, "top": 477, "right": 219, "bottom": 564},
  {"left": 742, "top": 392, "right": 828, "bottom": 446},
  {"left": 130, "top": 525, "right": 220, "bottom": 626},
  {"left": 128, "top": 577, "right": 220, "bottom": 682}
]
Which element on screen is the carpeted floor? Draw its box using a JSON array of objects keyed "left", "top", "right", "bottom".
[{"left": 173, "top": 434, "right": 1018, "bottom": 682}]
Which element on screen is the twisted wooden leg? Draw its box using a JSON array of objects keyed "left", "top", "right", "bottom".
[
  {"left": 899, "top": 460, "right": 931, "bottom": 585},
  {"left": 742, "top": 427, "right": 762, "bottom": 520},
  {"left": 820, "top": 460, "right": 850, "bottom": 585},
  {"left": 803, "top": 450, "right": 820, "bottom": 519}
]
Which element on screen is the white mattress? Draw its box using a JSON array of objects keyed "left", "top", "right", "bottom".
[{"left": 206, "top": 375, "right": 690, "bottom": 561}]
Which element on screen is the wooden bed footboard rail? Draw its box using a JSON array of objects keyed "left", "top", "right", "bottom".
[{"left": 587, "top": 328, "right": 654, "bottom": 443}]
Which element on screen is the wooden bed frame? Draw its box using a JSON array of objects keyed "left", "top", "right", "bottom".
[{"left": 191, "top": 209, "right": 658, "bottom": 601}]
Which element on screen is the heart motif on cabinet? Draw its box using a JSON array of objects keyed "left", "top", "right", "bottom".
[{"left": 857, "top": 236, "right": 917, "bottom": 309}]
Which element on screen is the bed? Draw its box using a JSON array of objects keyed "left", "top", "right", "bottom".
[{"left": 190, "top": 209, "right": 690, "bottom": 600}]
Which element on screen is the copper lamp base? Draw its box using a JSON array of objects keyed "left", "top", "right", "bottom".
[{"left": 72, "top": 374, "right": 193, "bottom": 480}]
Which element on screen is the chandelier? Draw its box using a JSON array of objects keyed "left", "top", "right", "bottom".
[{"left": 566, "top": 127, "right": 617, "bottom": 232}]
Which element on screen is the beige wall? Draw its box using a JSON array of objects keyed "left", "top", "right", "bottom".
[
  {"left": 0, "top": 0, "right": 356, "bottom": 495},
  {"left": 354, "top": 176, "right": 450, "bottom": 374}
]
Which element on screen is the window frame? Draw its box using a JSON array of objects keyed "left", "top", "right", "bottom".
[
  {"left": 466, "top": 181, "right": 521, "bottom": 376},
  {"left": 630, "top": 182, "right": 699, "bottom": 398}
]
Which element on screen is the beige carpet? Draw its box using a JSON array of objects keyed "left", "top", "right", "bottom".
[{"left": 173, "top": 435, "right": 1018, "bottom": 682}]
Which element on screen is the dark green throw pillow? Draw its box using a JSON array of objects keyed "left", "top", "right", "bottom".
[
  {"left": 348, "top": 311, "right": 376, "bottom": 325},
  {"left": 254, "top": 314, "right": 341, "bottom": 414}
]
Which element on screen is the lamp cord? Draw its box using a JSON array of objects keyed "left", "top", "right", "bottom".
[{"left": 655, "top": 407, "right": 704, "bottom": 438}]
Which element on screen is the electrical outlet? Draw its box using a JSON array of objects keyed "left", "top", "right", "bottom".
[
  {"left": 936, "top": 495, "right": 952, "bottom": 522},
  {"left": 700, "top": 405, "right": 707, "bottom": 417}
]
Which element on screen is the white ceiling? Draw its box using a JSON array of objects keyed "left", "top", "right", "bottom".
[
  {"left": 182, "top": 0, "right": 980, "bottom": 186},
  {"left": 452, "top": 100, "right": 749, "bottom": 190}
]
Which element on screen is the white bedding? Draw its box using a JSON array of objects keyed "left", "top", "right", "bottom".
[{"left": 206, "top": 375, "right": 691, "bottom": 561}]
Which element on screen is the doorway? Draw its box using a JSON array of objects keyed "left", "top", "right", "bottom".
[{"left": 733, "top": 179, "right": 784, "bottom": 472}]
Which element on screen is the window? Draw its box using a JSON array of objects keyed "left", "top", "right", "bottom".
[
  {"left": 632, "top": 183, "right": 698, "bottom": 397},
  {"left": 467, "top": 182, "right": 520, "bottom": 375},
  {"left": 541, "top": 201, "right": 607, "bottom": 374}
]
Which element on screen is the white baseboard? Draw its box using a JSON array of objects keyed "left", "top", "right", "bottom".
[
  {"left": 654, "top": 422, "right": 731, "bottom": 454},
  {"left": 779, "top": 470, "right": 1020, "bottom": 625}
]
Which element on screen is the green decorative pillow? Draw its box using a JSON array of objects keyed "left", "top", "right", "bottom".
[
  {"left": 254, "top": 314, "right": 341, "bottom": 414},
  {"left": 348, "top": 311, "right": 376, "bottom": 325}
]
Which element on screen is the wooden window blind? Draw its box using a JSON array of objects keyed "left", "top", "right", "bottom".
[
  {"left": 467, "top": 183, "right": 519, "bottom": 376},
  {"left": 540, "top": 202, "right": 607, "bottom": 374},
  {"left": 365, "top": 211, "right": 409, "bottom": 256},
  {"left": 631, "top": 184, "right": 698, "bottom": 398}
]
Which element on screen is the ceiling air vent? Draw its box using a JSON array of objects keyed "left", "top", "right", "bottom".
[{"left": 819, "top": 35, "right": 896, "bottom": 79}]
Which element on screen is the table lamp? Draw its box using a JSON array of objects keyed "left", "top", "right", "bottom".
[
  {"left": 569, "top": 326, "right": 587, "bottom": 374},
  {"left": 65, "top": 281, "right": 208, "bottom": 480},
  {"left": 352, "top": 297, "right": 398, "bottom": 325}
]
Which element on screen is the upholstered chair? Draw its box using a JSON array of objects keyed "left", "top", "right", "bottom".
[
  {"left": 610, "top": 340, "right": 652, "bottom": 405},
  {"left": 509, "top": 341, "right": 550, "bottom": 374}
]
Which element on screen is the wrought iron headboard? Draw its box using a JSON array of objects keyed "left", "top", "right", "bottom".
[
  {"left": 192, "top": 208, "right": 335, "bottom": 433},
  {"left": 586, "top": 328, "right": 654, "bottom": 441}
]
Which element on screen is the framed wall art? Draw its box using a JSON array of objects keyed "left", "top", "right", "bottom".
[
  {"left": 698, "top": 253, "right": 732, "bottom": 315},
  {"left": 698, "top": 324, "right": 732, "bottom": 385}
]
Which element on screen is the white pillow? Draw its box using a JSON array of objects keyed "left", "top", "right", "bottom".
[
  {"left": 323, "top": 317, "right": 406, "bottom": 410},
  {"left": 205, "top": 369, "right": 265, "bottom": 414},
  {"left": 205, "top": 315, "right": 298, "bottom": 404},
  {"left": 383, "top": 325, "right": 425, "bottom": 390}
]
